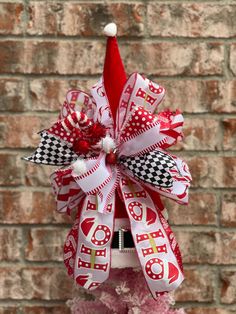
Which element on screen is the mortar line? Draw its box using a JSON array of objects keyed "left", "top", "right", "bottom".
[{"left": 1, "top": 34, "right": 236, "bottom": 42}]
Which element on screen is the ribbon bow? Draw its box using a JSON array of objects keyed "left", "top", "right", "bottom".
[{"left": 24, "top": 73, "right": 191, "bottom": 299}]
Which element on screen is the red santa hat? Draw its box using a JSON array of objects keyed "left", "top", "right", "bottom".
[
  {"left": 102, "top": 23, "right": 128, "bottom": 218},
  {"left": 103, "top": 23, "right": 127, "bottom": 125},
  {"left": 102, "top": 24, "right": 164, "bottom": 217}
]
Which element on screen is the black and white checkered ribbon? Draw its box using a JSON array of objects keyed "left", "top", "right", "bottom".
[
  {"left": 23, "top": 131, "right": 77, "bottom": 166},
  {"left": 120, "top": 150, "right": 176, "bottom": 188}
]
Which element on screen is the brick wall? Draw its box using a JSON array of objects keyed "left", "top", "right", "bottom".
[{"left": 0, "top": 1, "right": 236, "bottom": 313}]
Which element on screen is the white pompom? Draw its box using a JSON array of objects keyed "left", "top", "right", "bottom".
[
  {"left": 103, "top": 23, "right": 117, "bottom": 37},
  {"left": 101, "top": 136, "right": 116, "bottom": 153},
  {"left": 72, "top": 159, "right": 87, "bottom": 176}
]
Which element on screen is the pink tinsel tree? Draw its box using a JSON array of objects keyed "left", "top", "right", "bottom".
[{"left": 67, "top": 268, "right": 185, "bottom": 314}]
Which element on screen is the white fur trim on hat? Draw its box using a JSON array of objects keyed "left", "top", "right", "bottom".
[{"left": 104, "top": 23, "right": 117, "bottom": 37}]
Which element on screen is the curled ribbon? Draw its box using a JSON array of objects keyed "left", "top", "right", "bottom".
[{"left": 24, "top": 73, "right": 191, "bottom": 299}]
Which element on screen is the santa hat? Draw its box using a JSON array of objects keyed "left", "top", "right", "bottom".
[
  {"left": 103, "top": 24, "right": 164, "bottom": 218},
  {"left": 102, "top": 23, "right": 128, "bottom": 218},
  {"left": 103, "top": 23, "right": 127, "bottom": 125}
]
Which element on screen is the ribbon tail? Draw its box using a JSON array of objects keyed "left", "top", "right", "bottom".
[
  {"left": 64, "top": 193, "right": 116, "bottom": 290},
  {"left": 50, "top": 169, "right": 84, "bottom": 215},
  {"left": 142, "top": 154, "right": 191, "bottom": 205},
  {"left": 119, "top": 177, "right": 184, "bottom": 299}
]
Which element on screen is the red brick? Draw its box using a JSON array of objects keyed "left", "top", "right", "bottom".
[
  {"left": 166, "top": 193, "right": 217, "bottom": 225},
  {"left": 159, "top": 80, "right": 213, "bottom": 113},
  {"left": 0, "top": 268, "right": 23, "bottom": 299},
  {"left": 123, "top": 42, "right": 224, "bottom": 76},
  {"left": 0, "top": 3, "right": 24, "bottom": 35},
  {"left": 175, "top": 231, "right": 220, "bottom": 264},
  {"left": 27, "top": 3, "right": 145, "bottom": 37},
  {"left": 29, "top": 79, "right": 96, "bottom": 111},
  {"left": 223, "top": 119, "right": 236, "bottom": 150},
  {"left": 177, "top": 231, "right": 236, "bottom": 265},
  {"left": 220, "top": 269, "right": 236, "bottom": 304},
  {"left": 0, "top": 41, "right": 25, "bottom": 73},
  {"left": 158, "top": 79, "right": 236, "bottom": 113},
  {"left": 0, "top": 79, "right": 26, "bottom": 112},
  {"left": 23, "top": 306, "right": 71, "bottom": 314},
  {"left": 25, "top": 228, "right": 68, "bottom": 261},
  {"left": 210, "top": 80, "right": 236, "bottom": 113},
  {"left": 188, "top": 156, "right": 236, "bottom": 188},
  {"left": 219, "top": 233, "right": 236, "bottom": 265},
  {"left": 176, "top": 231, "right": 236, "bottom": 265},
  {"left": 0, "top": 228, "right": 21, "bottom": 261},
  {"left": 218, "top": 158, "right": 236, "bottom": 188},
  {"left": 0, "top": 154, "right": 23, "bottom": 186},
  {"left": 0, "top": 308, "right": 17, "bottom": 314},
  {"left": 0, "top": 190, "right": 70, "bottom": 224},
  {"left": 0, "top": 115, "right": 55, "bottom": 148},
  {"left": 186, "top": 157, "right": 208, "bottom": 188},
  {"left": 25, "top": 163, "right": 55, "bottom": 187},
  {"left": 174, "top": 267, "right": 215, "bottom": 302},
  {"left": 0, "top": 40, "right": 102, "bottom": 75},
  {"left": 0, "top": 41, "right": 224, "bottom": 76},
  {"left": 221, "top": 193, "right": 236, "bottom": 227},
  {"left": 148, "top": 4, "right": 236, "bottom": 38},
  {"left": 230, "top": 44, "right": 236, "bottom": 76},
  {"left": 178, "top": 118, "right": 220, "bottom": 151},
  {"left": 24, "top": 41, "right": 104, "bottom": 75},
  {"left": 0, "top": 267, "right": 73, "bottom": 300},
  {"left": 29, "top": 79, "right": 236, "bottom": 114}
]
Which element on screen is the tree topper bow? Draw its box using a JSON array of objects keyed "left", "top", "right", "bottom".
[{"left": 24, "top": 23, "right": 191, "bottom": 300}]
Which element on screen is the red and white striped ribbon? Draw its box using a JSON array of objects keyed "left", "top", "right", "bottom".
[{"left": 62, "top": 111, "right": 92, "bottom": 133}]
